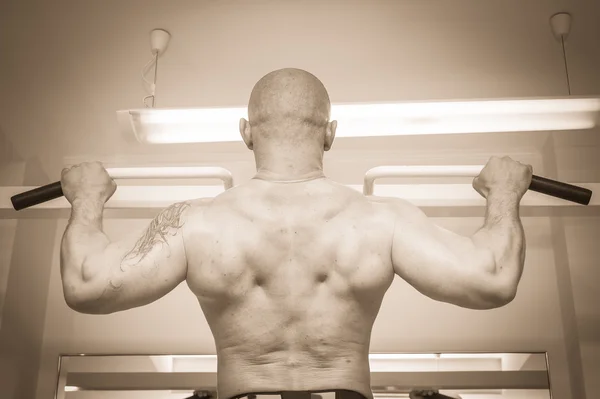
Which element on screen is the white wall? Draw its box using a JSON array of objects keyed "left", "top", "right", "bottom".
[
  {"left": 0, "top": 160, "right": 57, "bottom": 399},
  {"left": 554, "top": 128, "right": 600, "bottom": 398},
  {"left": 581, "top": 343, "right": 600, "bottom": 396},
  {"left": 0, "top": 136, "right": 24, "bottom": 329},
  {"left": 562, "top": 217, "right": 600, "bottom": 397},
  {"left": 0, "top": 219, "right": 17, "bottom": 329}
]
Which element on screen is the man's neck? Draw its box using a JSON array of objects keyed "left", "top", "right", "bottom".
[
  {"left": 253, "top": 168, "right": 326, "bottom": 183},
  {"left": 252, "top": 147, "right": 327, "bottom": 183}
]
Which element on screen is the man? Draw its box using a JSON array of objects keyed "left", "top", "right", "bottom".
[{"left": 60, "top": 68, "right": 532, "bottom": 399}]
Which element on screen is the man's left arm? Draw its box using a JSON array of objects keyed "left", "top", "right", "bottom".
[
  {"left": 59, "top": 162, "right": 195, "bottom": 314},
  {"left": 61, "top": 198, "right": 193, "bottom": 314}
]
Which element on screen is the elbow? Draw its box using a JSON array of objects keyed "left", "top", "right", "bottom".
[
  {"left": 62, "top": 276, "right": 116, "bottom": 314},
  {"left": 500, "top": 283, "right": 518, "bottom": 305},
  {"left": 64, "top": 291, "right": 113, "bottom": 315},
  {"left": 466, "top": 270, "right": 518, "bottom": 310},
  {"left": 65, "top": 297, "right": 105, "bottom": 315},
  {"left": 489, "top": 287, "right": 517, "bottom": 308},
  {"left": 490, "top": 266, "right": 520, "bottom": 308},
  {"left": 476, "top": 256, "right": 519, "bottom": 309},
  {"left": 480, "top": 282, "right": 517, "bottom": 309}
]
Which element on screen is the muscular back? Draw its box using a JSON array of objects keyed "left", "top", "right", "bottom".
[{"left": 184, "top": 178, "right": 396, "bottom": 399}]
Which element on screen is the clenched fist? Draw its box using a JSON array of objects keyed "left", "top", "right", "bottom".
[
  {"left": 473, "top": 156, "right": 533, "bottom": 200},
  {"left": 61, "top": 162, "right": 117, "bottom": 205}
]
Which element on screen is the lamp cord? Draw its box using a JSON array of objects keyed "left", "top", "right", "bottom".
[
  {"left": 560, "top": 35, "right": 572, "bottom": 96},
  {"left": 142, "top": 52, "right": 159, "bottom": 108}
]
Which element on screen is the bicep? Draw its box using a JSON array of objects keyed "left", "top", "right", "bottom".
[
  {"left": 388, "top": 198, "right": 501, "bottom": 309},
  {"left": 79, "top": 201, "right": 192, "bottom": 313}
]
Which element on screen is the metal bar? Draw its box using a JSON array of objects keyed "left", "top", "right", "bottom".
[
  {"left": 65, "top": 370, "right": 549, "bottom": 391},
  {"left": 9, "top": 166, "right": 234, "bottom": 211},
  {"left": 2, "top": 184, "right": 600, "bottom": 220},
  {"left": 364, "top": 165, "right": 485, "bottom": 196},
  {"left": 363, "top": 165, "right": 593, "bottom": 205},
  {"left": 104, "top": 167, "right": 233, "bottom": 185}
]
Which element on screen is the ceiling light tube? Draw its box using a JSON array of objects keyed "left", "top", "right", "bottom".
[{"left": 118, "top": 96, "right": 600, "bottom": 144}]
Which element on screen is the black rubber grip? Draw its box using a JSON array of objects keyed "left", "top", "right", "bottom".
[
  {"left": 11, "top": 181, "right": 64, "bottom": 211},
  {"left": 529, "top": 175, "right": 592, "bottom": 206}
]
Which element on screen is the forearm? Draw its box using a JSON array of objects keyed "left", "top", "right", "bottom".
[
  {"left": 60, "top": 198, "right": 110, "bottom": 299},
  {"left": 471, "top": 190, "right": 526, "bottom": 298}
]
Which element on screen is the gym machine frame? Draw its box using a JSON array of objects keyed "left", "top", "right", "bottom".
[{"left": 3, "top": 164, "right": 595, "bottom": 215}]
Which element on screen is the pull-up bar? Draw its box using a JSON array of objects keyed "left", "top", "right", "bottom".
[
  {"left": 10, "top": 167, "right": 234, "bottom": 211},
  {"left": 9, "top": 165, "right": 593, "bottom": 211},
  {"left": 363, "top": 165, "right": 592, "bottom": 206}
]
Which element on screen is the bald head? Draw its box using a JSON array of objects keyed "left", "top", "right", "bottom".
[
  {"left": 240, "top": 69, "right": 338, "bottom": 178},
  {"left": 240, "top": 69, "right": 336, "bottom": 154},
  {"left": 248, "top": 68, "right": 331, "bottom": 130}
]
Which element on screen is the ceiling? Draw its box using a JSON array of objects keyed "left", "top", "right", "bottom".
[{"left": 1, "top": 0, "right": 599, "bottom": 181}]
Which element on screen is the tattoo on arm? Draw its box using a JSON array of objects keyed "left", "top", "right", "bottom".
[
  {"left": 122, "top": 201, "right": 191, "bottom": 263},
  {"left": 104, "top": 201, "right": 190, "bottom": 293}
]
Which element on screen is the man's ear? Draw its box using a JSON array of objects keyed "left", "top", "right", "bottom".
[
  {"left": 324, "top": 120, "right": 337, "bottom": 151},
  {"left": 239, "top": 118, "right": 253, "bottom": 150}
]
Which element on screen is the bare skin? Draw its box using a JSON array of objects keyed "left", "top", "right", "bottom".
[
  {"left": 60, "top": 69, "right": 531, "bottom": 399},
  {"left": 184, "top": 178, "right": 395, "bottom": 399}
]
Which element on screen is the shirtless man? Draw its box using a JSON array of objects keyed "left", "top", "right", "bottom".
[{"left": 60, "top": 68, "right": 532, "bottom": 399}]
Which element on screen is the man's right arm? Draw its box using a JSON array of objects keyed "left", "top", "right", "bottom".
[{"left": 384, "top": 157, "right": 530, "bottom": 310}]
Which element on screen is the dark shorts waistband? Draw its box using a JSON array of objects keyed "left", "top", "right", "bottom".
[{"left": 229, "top": 390, "right": 367, "bottom": 399}]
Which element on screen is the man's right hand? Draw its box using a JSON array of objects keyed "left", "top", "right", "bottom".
[
  {"left": 61, "top": 161, "right": 117, "bottom": 205},
  {"left": 472, "top": 156, "right": 533, "bottom": 200}
]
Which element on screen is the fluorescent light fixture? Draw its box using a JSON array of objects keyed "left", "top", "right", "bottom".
[
  {"left": 369, "top": 353, "right": 438, "bottom": 360},
  {"left": 168, "top": 354, "right": 441, "bottom": 360},
  {"left": 165, "top": 353, "right": 506, "bottom": 373},
  {"left": 117, "top": 96, "right": 600, "bottom": 144},
  {"left": 64, "top": 386, "right": 80, "bottom": 392},
  {"left": 169, "top": 354, "right": 501, "bottom": 361},
  {"left": 439, "top": 353, "right": 503, "bottom": 359}
]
